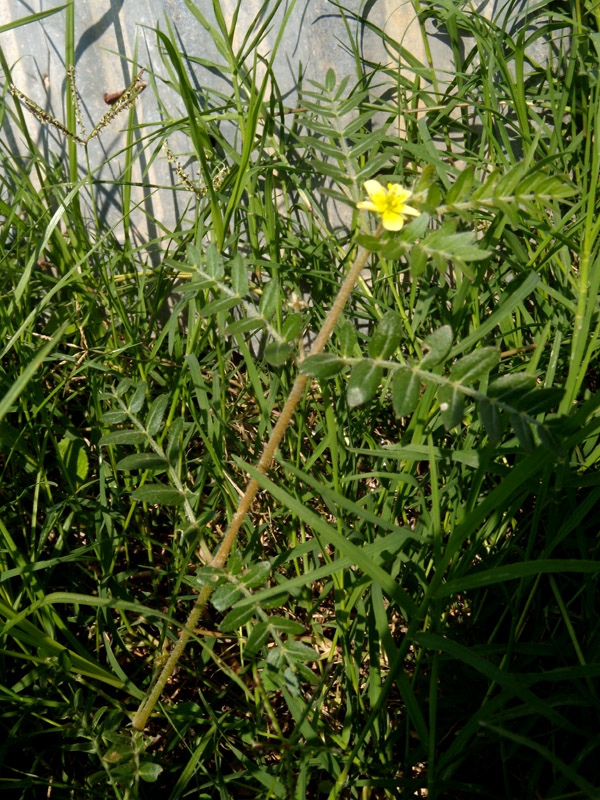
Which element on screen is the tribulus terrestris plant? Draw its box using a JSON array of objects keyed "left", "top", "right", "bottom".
[{"left": 2, "top": 1, "right": 600, "bottom": 798}]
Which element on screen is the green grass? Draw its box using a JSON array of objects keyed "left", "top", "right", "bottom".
[{"left": 1, "top": 0, "right": 600, "bottom": 798}]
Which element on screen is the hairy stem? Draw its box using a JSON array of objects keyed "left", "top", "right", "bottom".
[{"left": 131, "top": 235, "right": 377, "bottom": 730}]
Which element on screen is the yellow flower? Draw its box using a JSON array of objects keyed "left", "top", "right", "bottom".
[{"left": 357, "top": 179, "right": 420, "bottom": 231}]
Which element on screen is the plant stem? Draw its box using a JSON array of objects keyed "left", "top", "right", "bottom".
[{"left": 131, "top": 235, "right": 377, "bottom": 730}]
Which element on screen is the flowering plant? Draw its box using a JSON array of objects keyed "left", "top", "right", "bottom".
[{"left": 357, "top": 179, "right": 421, "bottom": 230}]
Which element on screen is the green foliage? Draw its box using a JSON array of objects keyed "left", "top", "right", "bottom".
[
  {"left": 303, "top": 321, "right": 563, "bottom": 449},
  {"left": 1, "top": 0, "right": 599, "bottom": 798}
]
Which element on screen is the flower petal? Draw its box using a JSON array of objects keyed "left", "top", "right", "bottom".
[
  {"left": 363, "top": 179, "right": 385, "bottom": 200},
  {"left": 381, "top": 212, "right": 406, "bottom": 231},
  {"left": 402, "top": 205, "right": 421, "bottom": 217},
  {"left": 387, "top": 184, "right": 413, "bottom": 202}
]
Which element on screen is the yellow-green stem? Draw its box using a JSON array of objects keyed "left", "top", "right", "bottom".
[{"left": 132, "top": 235, "right": 377, "bottom": 730}]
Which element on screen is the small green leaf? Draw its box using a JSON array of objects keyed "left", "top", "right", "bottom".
[
  {"left": 129, "top": 382, "right": 147, "bottom": 414},
  {"left": 104, "top": 747, "right": 128, "bottom": 766},
  {"left": 266, "top": 645, "right": 284, "bottom": 668},
  {"left": 325, "top": 68, "right": 336, "bottom": 91},
  {"left": 432, "top": 252, "right": 447, "bottom": 275},
  {"left": 392, "top": 368, "right": 421, "bottom": 417},
  {"left": 167, "top": 417, "right": 184, "bottom": 462},
  {"left": 205, "top": 243, "right": 224, "bottom": 278},
  {"left": 220, "top": 603, "right": 256, "bottom": 631},
  {"left": 199, "top": 296, "right": 240, "bottom": 318},
  {"left": 146, "top": 394, "right": 170, "bottom": 437},
  {"left": 479, "top": 398, "right": 502, "bottom": 444},
  {"left": 193, "top": 565, "right": 227, "bottom": 588},
  {"left": 379, "top": 239, "right": 408, "bottom": 260},
  {"left": 284, "top": 640, "right": 319, "bottom": 661},
  {"left": 450, "top": 347, "right": 500, "bottom": 385},
  {"left": 427, "top": 183, "right": 443, "bottom": 208},
  {"left": 368, "top": 311, "right": 403, "bottom": 359},
  {"left": 438, "top": 384, "right": 465, "bottom": 429},
  {"left": 409, "top": 245, "right": 428, "bottom": 276},
  {"left": 100, "top": 411, "right": 128, "bottom": 425},
  {"left": 231, "top": 254, "right": 248, "bottom": 296},
  {"left": 264, "top": 341, "right": 292, "bottom": 366},
  {"left": 58, "top": 649, "right": 72, "bottom": 672},
  {"left": 99, "top": 431, "right": 147, "bottom": 446},
  {"left": 472, "top": 169, "right": 500, "bottom": 201},
  {"left": 271, "top": 617, "right": 305, "bottom": 635},
  {"left": 337, "top": 320, "right": 358, "bottom": 356},
  {"left": 347, "top": 361, "right": 383, "bottom": 408},
  {"left": 116, "top": 378, "right": 132, "bottom": 396},
  {"left": 227, "top": 551, "right": 243, "bottom": 576},
  {"left": 452, "top": 244, "right": 492, "bottom": 262},
  {"left": 513, "top": 387, "right": 564, "bottom": 414},
  {"left": 225, "top": 318, "right": 264, "bottom": 336},
  {"left": 283, "top": 667, "right": 301, "bottom": 696},
  {"left": 401, "top": 210, "right": 430, "bottom": 239},
  {"left": 510, "top": 413, "right": 535, "bottom": 451},
  {"left": 421, "top": 326, "right": 453, "bottom": 367},
  {"left": 281, "top": 313, "right": 303, "bottom": 342},
  {"left": 300, "top": 353, "right": 346, "bottom": 379},
  {"left": 131, "top": 485, "right": 185, "bottom": 506},
  {"left": 138, "top": 762, "right": 163, "bottom": 783},
  {"left": 187, "top": 243, "right": 202, "bottom": 268},
  {"left": 423, "top": 226, "right": 491, "bottom": 268},
  {"left": 262, "top": 592, "right": 290, "bottom": 611},
  {"left": 116, "top": 454, "right": 167, "bottom": 471},
  {"left": 354, "top": 234, "right": 383, "bottom": 251},
  {"left": 57, "top": 436, "right": 89, "bottom": 484},
  {"left": 452, "top": 257, "right": 476, "bottom": 281},
  {"left": 493, "top": 197, "right": 521, "bottom": 226},
  {"left": 445, "top": 165, "right": 475, "bottom": 205},
  {"left": 212, "top": 583, "right": 244, "bottom": 612},
  {"left": 245, "top": 622, "right": 270, "bottom": 655},
  {"left": 242, "top": 561, "right": 271, "bottom": 589},
  {"left": 259, "top": 278, "right": 279, "bottom": 319},
  {"left": 413, "top": 164, "right": 435, "bottom": 193},
  {"left": 488, "top": 373, "right": 536, "bottom": 400}
]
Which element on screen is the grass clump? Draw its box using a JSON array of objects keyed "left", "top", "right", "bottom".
[{"left": 1, "top": 1, "right": 599, "bottom": 798}]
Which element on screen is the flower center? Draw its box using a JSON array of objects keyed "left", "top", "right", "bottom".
[{"left": 387, "top": 194, "right": 404, "bottom": 213}]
